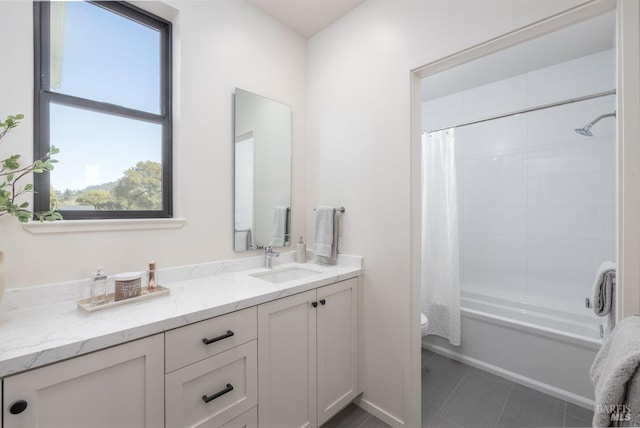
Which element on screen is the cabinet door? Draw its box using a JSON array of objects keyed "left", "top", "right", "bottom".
[
  {"left": 3, "top": 334, "right": 164, "bottom": 428},
  {"left": 317, "top": 278, "right": 359, "bottom": 425},
  {"left": 258, "top": 289, "right": 317, "bottom": 428}
]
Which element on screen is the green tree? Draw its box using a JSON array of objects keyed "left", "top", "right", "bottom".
[
  {"left": 62, "top": 189, "right": 73, "bottom": 201},
  {"left": 111, "top": 161, "right": 162, "bottom": 210},
  {"left": 76, "top": 189, "right": 117, "bottom": 210}
]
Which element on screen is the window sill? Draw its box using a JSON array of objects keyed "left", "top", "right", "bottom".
[{"left": 22, "top": 218, "right": 187, "bottom": 234}]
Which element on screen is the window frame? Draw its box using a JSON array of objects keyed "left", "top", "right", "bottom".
[{"left": 33, "top": 0, "right": 173, "bottom": 220}]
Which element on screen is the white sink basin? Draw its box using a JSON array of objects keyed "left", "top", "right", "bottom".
[{"left": 251, "top": 266, "right": 322, "bottom": 284}]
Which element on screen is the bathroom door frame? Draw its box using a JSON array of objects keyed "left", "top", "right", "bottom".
[{"left": 408, "top": 0, "right": 638, "bottom": 425}]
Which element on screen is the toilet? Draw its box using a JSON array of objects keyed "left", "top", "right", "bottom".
[{"left": 421, "top": 313, "right": 429, "bottom": 335}]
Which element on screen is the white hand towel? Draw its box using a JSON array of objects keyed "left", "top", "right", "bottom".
[
  {"left": 592, "top": 261, "right": 617, "bottom": 335},
  {"left": 313, "top": 206, "right": 334, "bottom": 257},
  {"left": 270, "top": 206, "right": 288, "bottom": 246}
]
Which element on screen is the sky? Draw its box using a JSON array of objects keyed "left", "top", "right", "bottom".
[{"left": 49, "top": 1, "right": 162, "bottom": 192}]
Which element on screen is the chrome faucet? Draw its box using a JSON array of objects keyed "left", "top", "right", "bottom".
[{"left": 265, "top": 246, "right": 280, "bottom": 268}]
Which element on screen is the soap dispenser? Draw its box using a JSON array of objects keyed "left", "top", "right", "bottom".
[
  {"left": 296, "top": 236, "right": 307, "bottom": 263},
  {"left": 90, "top": 267, "right": 107, "bottom": 307}
]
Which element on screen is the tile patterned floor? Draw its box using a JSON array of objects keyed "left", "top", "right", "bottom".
[
  {"left": 321, "top": 403, "right": 391, "bottom": 428},
  {"left": 323, "top": 348, "right": 594, "bottom": 427},
  {"left": 421, "top": 349, "right": 594, "bottom": 428}
]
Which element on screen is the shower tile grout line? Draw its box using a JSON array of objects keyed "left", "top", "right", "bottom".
[{"left": 493, "top": 383, "right": 516, "bottom": 428}]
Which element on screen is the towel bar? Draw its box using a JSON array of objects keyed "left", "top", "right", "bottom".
[{"left": 313, "top": 207, "right": 346, "bottom": 213}]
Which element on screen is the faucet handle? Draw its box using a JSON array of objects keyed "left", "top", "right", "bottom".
[{"left": 265, "top": 246, "right": 280, "bottom": 257}]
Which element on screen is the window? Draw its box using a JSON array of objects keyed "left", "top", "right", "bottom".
[{"left": 34, "top": 1, "right": 172, "bottom": 219}]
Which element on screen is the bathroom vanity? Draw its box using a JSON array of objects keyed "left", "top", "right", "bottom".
[{"left": 0, "top": 253, "right": 363, "bottom": 428}]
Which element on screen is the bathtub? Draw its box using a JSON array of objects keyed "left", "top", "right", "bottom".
[{"left": 422, "top": 291, "right": 602, "bottom": 408}]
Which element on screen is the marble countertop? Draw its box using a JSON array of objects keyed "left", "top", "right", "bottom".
[{"left": 0, "top": 253, "right": 362, "bottom": 378}]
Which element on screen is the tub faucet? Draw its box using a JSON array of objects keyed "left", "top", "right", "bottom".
[{"left": 265, "top": 246, "right": 280, "bottom": 268}]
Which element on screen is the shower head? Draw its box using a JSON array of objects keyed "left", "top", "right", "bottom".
[
  {"left": 575, "top": 111, "right": 616, "bottom": 137},
  {"left": 574, "top": 126, "right": 594, "bottom": 137}
]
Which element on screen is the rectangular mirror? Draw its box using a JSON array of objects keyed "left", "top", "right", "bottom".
[{"left": 234, "top": 88, "right": 292, "bottom": 251}]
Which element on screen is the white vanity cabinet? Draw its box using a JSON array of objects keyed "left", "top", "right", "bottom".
[
  {"left": 165, "top": 307, "right": 258, "bottom": 428},
  {"left": 0, "top": 263, "right": 363, "bottom": 428},
  {"left": 2, "top": 333, "right": 164, "bottom": 428},
  {"left": 258, "top": 277, "right": 360, "bottom": 428},
  {"left": 221, "top": 407, "right": 258, "bottom": 428}
]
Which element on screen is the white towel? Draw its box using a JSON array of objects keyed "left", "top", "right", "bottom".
[
  {"left": 593, "top": 261, "right": 617, "bottom": 335},
  {"left": 313, "top": 206, "right": 334, "bottom": 257},
  {"left": 327, "top": 209, "right": 341, "bottom": 264},
  {"left": 590, "top": 316, "right": 640, "bottom": 427},
  {"left": 270, "top": 206, "right": 288, "bottom": 247}
]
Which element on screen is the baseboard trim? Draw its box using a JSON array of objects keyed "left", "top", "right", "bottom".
[
  {"left": 422, "top": 341, "right": 595, "bottom": 410},
  {"left": 353, "top": 396, "right": 405, "bottom": 427}
]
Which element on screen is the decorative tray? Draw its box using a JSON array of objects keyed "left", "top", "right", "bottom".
[{"left": 76, "top": 285, "right": 170, "bottom": 313}]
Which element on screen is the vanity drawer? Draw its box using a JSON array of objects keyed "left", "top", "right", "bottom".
[
  {"left": 165, "top": 340, "right": 257, "bottom": 428},
  {"left": 166, "top": 306, "right": 257, "bottom": 373},
  {"left": 220, "top": 407, "right": 257, "bottom": 428}
]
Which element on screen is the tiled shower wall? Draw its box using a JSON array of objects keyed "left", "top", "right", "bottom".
[{"left": 422, "top": 49, "right": 616, "bottom": 313}]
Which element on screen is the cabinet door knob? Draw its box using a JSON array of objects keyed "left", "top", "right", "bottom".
[
  {"left": 9, "top": 400, "right": 28, "bottom": 415},
  {"left": 320, "top": 299, "right": 326, "bottom": 305},
  {"left": 311, "top": 301, "right": 318, "bottom": 308},
  {"left": 202, "top": 330, "right": 234, "bottom": 345},
  {"left": 202, "top": 383, "right": 234, "bottom": 403}
]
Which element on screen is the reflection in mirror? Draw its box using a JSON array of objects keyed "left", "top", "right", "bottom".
[{"left": 234, "top": 88, "right": 292, "bottom": 252}]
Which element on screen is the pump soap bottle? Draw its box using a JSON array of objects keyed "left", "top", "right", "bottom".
[
  {"left": 90, "top": 267, "right": 107, "bottom": 306},
  {"left": 296, "top": 236, "right": 307, "bottom": 263},
  {"left": 147, "top": 261, "right": 157, "bottom": 291}
]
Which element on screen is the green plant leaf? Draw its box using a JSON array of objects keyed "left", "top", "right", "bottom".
[
  {"left": 17, "top": 212, "right": 30, "bottom": 223},
  {"left": 0, "top": 114, "right": 63, "bottom": 224},
  {"left": 3, "top": 156, "right": 20, "bottom": 170}
]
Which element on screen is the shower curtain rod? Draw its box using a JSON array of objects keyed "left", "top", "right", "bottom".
[{"left": 422, "top": 89, "right": 616, "bottom": 134}]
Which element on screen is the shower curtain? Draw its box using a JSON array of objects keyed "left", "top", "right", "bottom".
[{"left": 421, "top": 129, "right": 461, "bottom": 346}]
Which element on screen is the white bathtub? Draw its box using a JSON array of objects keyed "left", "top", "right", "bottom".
[{"left": 422, "top": 291, "right": 602, "bottom": 408}]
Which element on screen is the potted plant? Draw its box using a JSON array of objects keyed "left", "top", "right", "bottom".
[
  {"left": 0, "top": 113, "right": 62, "bottom": 303},
  {"left": 1, "top": 114, "right": 61, "bottom": 222}
]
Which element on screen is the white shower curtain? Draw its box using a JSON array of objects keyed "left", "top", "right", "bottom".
[{"left": 421, "top": 129, "right": 461, "bottom": 346}]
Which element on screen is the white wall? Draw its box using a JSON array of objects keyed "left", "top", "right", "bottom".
[
  {"left": 0, "top": 1, "right": 307, "bottom": 288},
  {"left": 306, "top": 0, "right": 592, "bottom": 425},
  {"left": 423, "top": 49, "right": 616, "bottom": 314}
]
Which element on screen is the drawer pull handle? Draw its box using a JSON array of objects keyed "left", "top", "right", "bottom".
[
  {"left": 320, "top": 299, "right": 326, "bottom": 305},
  {"left": 202, "top": 330, "right": 234, "bottom": 345},
  {"left": 9, "top": 400, "right": 28, "bottom": 415},
  {"left": 202, "top": 383, "right": 234, "bottom": 403},
  {"left": 311, "top": 301, "right": 318, "bottom": 308}
]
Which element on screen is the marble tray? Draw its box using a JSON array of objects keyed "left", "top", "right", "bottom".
[{"left": 76, "top": 285, "right": 170, "bottom": 313}]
